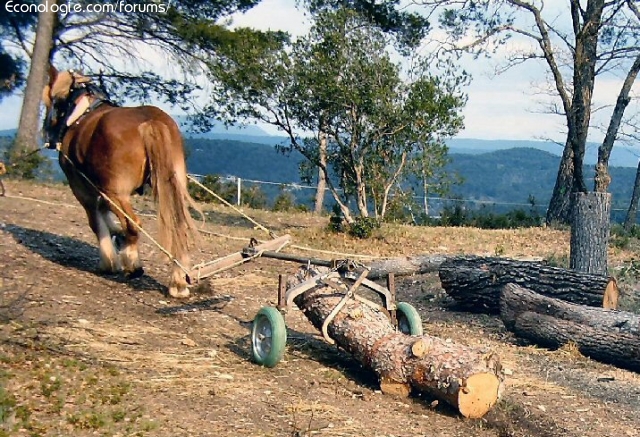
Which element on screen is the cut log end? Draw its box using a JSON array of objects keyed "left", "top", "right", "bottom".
[
  {"left": 457, "top": 373, "right": 501, "bottom": 419},
  {"left": 379, "top": 377, "right": 411, "bottom": 398},
  {"left": 602, "top": 277, "right": 619, "bottom": 309},
  {"left": 410, "top": 338, "right": 432, "bottom": 358}
]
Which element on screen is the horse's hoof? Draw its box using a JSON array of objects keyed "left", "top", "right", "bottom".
[
  {"left": 98, "top": 262, "right": 121, "bottom": 275},
  {"left": 126, "top": 267, "right": 145, "bottom": 280},
  {"left": 168, "top": 287, "right": 190, "bottom": 299}
]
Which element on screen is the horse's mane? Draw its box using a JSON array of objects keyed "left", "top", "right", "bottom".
[{"left": 42, "top": 70, "right": 92, "bottom": 107}]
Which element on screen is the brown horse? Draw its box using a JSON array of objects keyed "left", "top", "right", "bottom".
[{"left": 42, "top": 66, "right": 198, "bottom": 298}]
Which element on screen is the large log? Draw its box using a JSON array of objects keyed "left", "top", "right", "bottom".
[
  {"left": 290, "top": 266, "right": 504, "bottom": 419},
  {"left": 500, "top": 284, "right": 640, "bottom": 372},
  {"left": 439, "top": 256, "right": 609, "bottom": 313},
  {"left": 511, "top": 312, "right": 640, "bottom": 372},
  {"left": 500, "top": 283, "right": 639, "bottom": 334}
]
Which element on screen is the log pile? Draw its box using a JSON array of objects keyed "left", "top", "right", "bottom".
[
  {"left": 290, "top": 266, "right": 504, "bottom": 419},
  {"left": 439, "top": 255, "right": 609, "bottom": 313},
  {"left": 500, "top": 283, "right": 640, "bottom": 372}
]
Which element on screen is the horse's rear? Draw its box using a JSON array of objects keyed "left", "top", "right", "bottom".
[{"left": 43, "top": 67, "right": 198, "bottom": 298}]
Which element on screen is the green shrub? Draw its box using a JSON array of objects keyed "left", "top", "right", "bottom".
[
  {"left": 436, "top": 203, "right": 542, "bottom": 229},
  {"left": 272, "top": 191, "right": 296, "bottom": 212},
  {"left": 348, "top": 216, "right": 380, "bottom": 239},
  {"left": 242, "top": 185, "right": 267, "bottom": 209},
  {"left": 188, "top": 174, "right": 235, "bottom": 204},
  {"left": 4, "top": 145, "right": 48, "bottom": 180}
]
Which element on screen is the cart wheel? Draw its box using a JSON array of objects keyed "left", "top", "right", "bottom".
[
  {"left": 251, "top": 306, "right": 287, "bottom": 367},
  {"left": 396, "top": 302, "right": 423, "bottom": 336}
]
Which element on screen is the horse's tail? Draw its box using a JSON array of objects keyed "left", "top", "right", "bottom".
[{"left": 139, "top": 120, "right": 198, "bottom": 268}]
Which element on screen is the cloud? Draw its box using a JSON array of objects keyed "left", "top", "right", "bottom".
[{"left": 228, "top": 0, "right": 310, "bottom": 37}]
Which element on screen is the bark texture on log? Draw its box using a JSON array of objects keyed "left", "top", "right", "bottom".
[
  {"left": 290, "top": 266, "right": 504, "bottom": 419},
  {"left": 512, "top": 312, "right": 640, "bottom": 372},
  {"left": 500, "top": 283, "right": 639, "bottom": 335},
  {"left": 439, "top": 256, "right": 608, "bottom": 313},
  {"left": 570, "top": 192, "right": 611, "bottom": 276},
  {"left": 365, "top": 254, "right": 447, "bottom": 279},
  {"left": 500, "top": 284, "right": 640, "bottom": 372}
]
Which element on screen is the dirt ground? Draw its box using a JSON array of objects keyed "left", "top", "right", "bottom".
[{"left": 1, "top": 179, "right": 640, "bottom": 437}]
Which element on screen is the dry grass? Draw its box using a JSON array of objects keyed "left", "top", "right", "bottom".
[{"left": 3, "top": 179, "right": 640, "bottom": 437}]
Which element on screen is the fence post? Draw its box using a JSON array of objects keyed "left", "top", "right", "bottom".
[{"left": 237, "top": 177, "right": 242, "bottom": 206}]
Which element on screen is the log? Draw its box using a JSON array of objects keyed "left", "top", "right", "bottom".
[
  {"left": 511, "top": 312, "right": 640, "bottom": 372},
  {"left": 290, "top": 266, "right": 504, "bottom": 419},
  {"left": 364, "top": 254, "right": 447, "bottom": 279},
  {"left": 500, "top": 283, "right": 640, "bottom": 335},
  {"left": 439, "top": 256, "right": 609, "bottom": 313},
  {"left": 500, "top": 284, "right": 640, "bottom": 372}
]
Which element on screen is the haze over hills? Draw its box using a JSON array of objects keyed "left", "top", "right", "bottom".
[{"left": 2, "top": 121, "right": 639, "bottom": 168}]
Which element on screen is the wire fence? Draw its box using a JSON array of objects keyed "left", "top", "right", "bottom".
[
  {"left": 189, "top": 173, "right": 637, "bottom": 216},
  {"left": 189, "top": 173, "right": 544, "bottom": 211}
]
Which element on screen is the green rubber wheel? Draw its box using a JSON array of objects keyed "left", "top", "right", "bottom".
[
  {"left": 396, "top": 302, "right": 423, "bottom": 336},
  {"left": 251, "top": 306, "right": 287, "bottom": 367}
]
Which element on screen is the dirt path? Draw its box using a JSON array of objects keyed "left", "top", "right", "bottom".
[{"left": 1, "top": 180, "right": 639, "bottom": 437}]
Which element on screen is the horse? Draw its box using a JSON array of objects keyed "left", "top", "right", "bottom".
[{"left": 42, "top": 65, "right": 199, "bottom": 298}]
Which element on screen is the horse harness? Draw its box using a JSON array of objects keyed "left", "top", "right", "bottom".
[{"left": 47, "top": 72, "right": 115, "bottom": 150}]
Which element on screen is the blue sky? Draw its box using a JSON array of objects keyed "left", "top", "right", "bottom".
[{"left": 1, "top": 0, "right": 637, "bottom": 145}]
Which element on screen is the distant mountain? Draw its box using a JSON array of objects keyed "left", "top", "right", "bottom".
[
  {"left": 3, "top": 120, "right": 638, "bottom": 168},
  {"left": 3, "top": 122, "right": 639, "bottom": 220},
  {"left": 173, "top": 116, "right": 273, "bottom": 138},
  {"left": 447, "top": 138, "right": 640, "bottom": 168},
  {"left": 2, "top": 132, "right": 638, "bottom": 221},
  {"left": 184, "top": 138, "right": 638, "bottom": 216},
  {"left": 186, "top": 137, "right": 302, "bottom": 180}
]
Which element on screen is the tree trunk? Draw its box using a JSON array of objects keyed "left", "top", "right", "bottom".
[
  {"left": 289, "top": 266, "right": 504, "bottom": 419},
  {"left": 12, "top": 0, "right": 56, "bottom": 155},
  {"left": 314, "top": 129, "right": 327, "bottom": 215},
  {"left": 569, "top": 192, "right": 611, "bottom": 276},
  {"left": 624, "top": 160, "right": 640, "bottom": 230},
  {"left": 354, "top": 161, "right": 369, "bottom": 218},
  {"left": 594, "top": 54, "right": 640, "bottom": 193},
  {"left": 500, "top": 283, "right": 637, "bottom": 334},
  {"left": 438, "top": 256, "right": 609, "bottom": 313},
  {"left": 546, "top": 141, "right": 574, "bottom": 225}
]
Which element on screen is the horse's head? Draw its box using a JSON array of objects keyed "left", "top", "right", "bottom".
[{"left": 42, "top": 65, "right": 91, "bottom": 148}]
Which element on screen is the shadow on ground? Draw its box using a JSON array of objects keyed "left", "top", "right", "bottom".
[{"left": 4, "top": 224, "right": 166, "bottom": 293}]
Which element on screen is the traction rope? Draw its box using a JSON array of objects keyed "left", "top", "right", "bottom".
[
  {"left": 187, "top": 174, "right": 278, "bottom": 239},
  {"left": 58, "top": 151, "right": 192, "bottom": 277},
  {"left": 2, "top": 178, "right": 384, "bottom": 261}
]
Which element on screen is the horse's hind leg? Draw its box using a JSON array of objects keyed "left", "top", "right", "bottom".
[
  {"left": 103, "top": 196, "right": 144, "bottom": 279},
  {"left": 87, "top": 203, "right": 121, "bottom": 274},
  {"left": 169, "top": 253, "right": 190, "bottom": 298}
]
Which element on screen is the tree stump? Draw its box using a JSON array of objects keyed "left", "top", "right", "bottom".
[
  {"left": 500, "top": 283, "right": 640, "bottom": 372},
  {"left": 290, "top": 266, "right": 504, "bottom": 419},
  {"left": 439, "top": 256, "right": 609, "bottom": 313},
  {"left": 570, "top": 192, "right": 611, "bottom": 275}
]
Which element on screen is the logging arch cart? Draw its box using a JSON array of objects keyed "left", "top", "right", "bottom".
[{"left": 186, "top": 233, "right": 424, "bottom": 368}]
